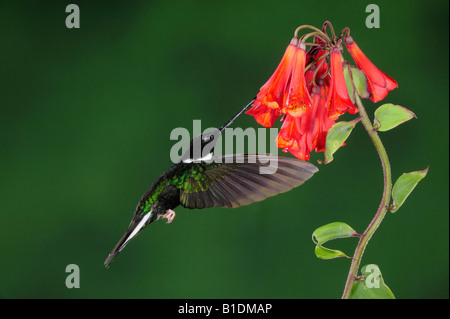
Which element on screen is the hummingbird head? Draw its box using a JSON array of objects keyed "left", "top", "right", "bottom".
[
  {"left": 200, "top": 129, "right": 220, "bottom": 150},
  {"left": 179, "top": 98, "right": 255, "bottom": 164},
  {"left": 180, "top": 128, "right": 221, "bottom": 163}
]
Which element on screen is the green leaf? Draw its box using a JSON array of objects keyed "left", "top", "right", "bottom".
[
  {"left": 312, "top": 222, "right": 358, "bottom": 260},
  {"left": 313, "top": 222, "right": 358, "bottom": 245},
  {"left": 322, "top": 119, "right": 359, "bottom": 164},
  {"left": 314, "top": 245, "right": 349, "bottom": 260},
  {"left": 349, "top": 264, "right": 395, "bottom": 299},
  {"left": 390, "top": 167, "right": 429, "bottom": 213},
  {"left": 373, "top": 104, "right": 416, "bottom": 132}
]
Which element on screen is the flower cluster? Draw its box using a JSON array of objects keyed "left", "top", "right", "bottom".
[{"left": 246, "top": 22, "right": 398, "bottom": 160}]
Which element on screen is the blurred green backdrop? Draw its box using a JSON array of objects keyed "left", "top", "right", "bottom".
[{"left": 0, "top": 0, "right": 448, "bottom": 298}]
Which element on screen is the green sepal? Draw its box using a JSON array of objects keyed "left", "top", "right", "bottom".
[
  {"left": 321, "top": 119, "right": 359, "bottom": 164},
  {"left": 390, "top": 167, "right": 429, "bottom": 213},
  {"left": 350, "top": 66, "right": 370, "bottom": 99},
  {"left": 312, "top": 222, "right": 359, "bottom": 260},
  {"left": 373, "top": 103, "right": 416, "bottom": 132},
  {"left": 343, "top": 62, "right": 356, "bottom": 104},
  {"left": 343, "top": 62, "right": 370, "bottom": 101},
  {"left": 349, "top": 264, "right": 395, "bottom": 299}
]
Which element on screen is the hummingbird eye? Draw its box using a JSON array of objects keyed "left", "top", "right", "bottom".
[{"left": 203, "top": 134, "right": 214, "bottom": 142}]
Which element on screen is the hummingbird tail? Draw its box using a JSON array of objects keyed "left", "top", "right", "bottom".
[
  {"left": 104, "top": 211, "right": 153, "bottom": 268},
  {"left": 104, "top": 230, "right": 132, "bottom": 268}
]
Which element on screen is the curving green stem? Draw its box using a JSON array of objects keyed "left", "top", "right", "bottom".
[
  {"left": 341, "top": 94, "right": 393, "bottom": 299},
  {"left": 322, "top": 21, "right": 336, "bottom": 41},
  {"left": 300, "top": 31, "right": 329, "bottom": 45},
  {"left": 294, "top": 25, "right": 331, "bottom": 44}
]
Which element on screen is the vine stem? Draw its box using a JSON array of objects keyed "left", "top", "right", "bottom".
[{"left": 341, "top": 94, "right": 392, "bottom": 299}]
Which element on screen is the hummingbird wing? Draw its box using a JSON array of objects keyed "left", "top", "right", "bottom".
[{"left": 179, "top": 154, "right": 318, "bottom": 209}]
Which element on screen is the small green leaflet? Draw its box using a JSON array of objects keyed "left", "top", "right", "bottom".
[
  {"left": 349, "top": 264, "right": 395, "bottom": 299},
  {"left": 314, "top": 245, "right": 348, "bottom": 259},
  {"left": 373, "top": 104, "right": 416, "bottom": 132},
  {"left": 390, "top": 167, "right": 429, "bottom": 213},
  {"left": 312, "top": 222, "right": 359, "bottom": 260},
  {"left": 322, "top": 119, "right": 359, "bottom": 164}
]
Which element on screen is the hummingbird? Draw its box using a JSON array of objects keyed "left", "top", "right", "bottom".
[{"left": 104, "top": 99, "right": 318, "bottom": 267}]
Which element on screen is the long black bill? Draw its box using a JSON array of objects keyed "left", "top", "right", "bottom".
[{"left": 218, "top": 98, "right": 255, "bottom": 133}]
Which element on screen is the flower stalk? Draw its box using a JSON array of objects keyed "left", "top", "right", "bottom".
[
  {"left": 294, "top": 25, "right": 331, "bottom": 43},
  {"left": 341, "top": 94, "right": 392, "bottom": 299}
]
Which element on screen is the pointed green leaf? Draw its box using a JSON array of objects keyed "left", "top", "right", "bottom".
[
  {"left": 322, "top": 119, "right": 359, "bottom": 164},
  {"left": 390, "top": 167, "right": 429, "bottom": 213},
  {"left": 349, "top": 264, "right": 395, "bottom": 299},
  {"left": 313, "top": 222, "right": 358, "bottom": 245},
  {"left": 312, "top": 222, "right": 358, "bottom": 260},
  {"left": 314, "top": 245, "right": 349, "bottom": 260},
  {"left": 373, "top": 104, "right": 416, "bottom": 132}
]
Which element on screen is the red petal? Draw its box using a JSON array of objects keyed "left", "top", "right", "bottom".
[
  {"left": 345, "top": 36, "right": 398, "bottom": 103},
  {"left": 283, "top": 43, "right": 312, "bottom": 117},
  {"left": 327, "top": 48, "right": 358, "bottom": 118},
  {"left": 258, "top": 39, "right": 298, "bottom": 108},
  {"left": 246, "top": 100, "right": 280, "bottom": 127},
  {"left": 275, "top": 83, "right": 333, "bottom": 161},
  {"left": 276, "top": 115, "right": 309, "bottom": 160}
]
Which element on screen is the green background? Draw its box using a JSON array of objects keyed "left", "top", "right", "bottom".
[{"left": 0, "top": 0, "right": 448, "bottom": 298}]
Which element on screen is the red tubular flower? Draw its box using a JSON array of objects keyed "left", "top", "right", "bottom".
[
  {"left": 345, "top": 35, "right": 398, "bottom": 102},
  {"left": 311, "top": 82, "right": 335, "bottom": 152},
  {"left": 276, "top": 82, "right": 334, "bottom": 160},
  {"left": 246, "top": 37, "right": 299, "bottom": 127},
  {"left": 327, "top": 47, "right": 358, "bottom": 119},
  {"left": 247, "top": 24, "right": 402, "bottom": 162},
  {"left": 283, "top": 42, "right": 312, "bottom": 117},
  {"left": 276, "top": 114, "right": 309, "bottom": 160},
  {"left": 245, "top": 100, "right": 280, "bottom": 128}
]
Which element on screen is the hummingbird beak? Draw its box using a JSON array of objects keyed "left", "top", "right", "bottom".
[
  {"left": 104, "top": 210, "right": 153, "bottom": 268},
  {"left": 218, "top": 98, "right": 255, "bottom": 133}
]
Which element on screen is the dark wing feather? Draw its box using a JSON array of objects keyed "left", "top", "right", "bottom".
[{"left": 179, "top": 154, "right": 318, "bottom": 209}]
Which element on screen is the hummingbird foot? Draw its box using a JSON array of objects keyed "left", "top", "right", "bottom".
[{"left": 162, "top": 209, "right": 176, "bottom": 224}]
